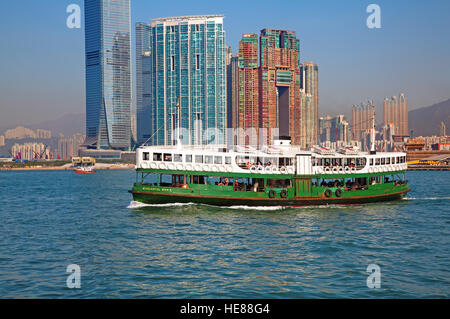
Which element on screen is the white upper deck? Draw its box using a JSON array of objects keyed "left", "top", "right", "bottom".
[{"left": 136, "top": 144, "right": 408, "bottom": 176}]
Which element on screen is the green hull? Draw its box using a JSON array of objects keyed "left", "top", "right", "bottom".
[{"left": 130, "top": 189, "right": 409, "bottom": 207}]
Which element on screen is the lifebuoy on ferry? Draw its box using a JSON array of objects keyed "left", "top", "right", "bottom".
[
  {"left": 280, "top": 189, "right": 288, "bottom": 198},
  {"left": 176, "top": 164, "right": 184, "bottom": 170},
  {"left": 344, "top": 166, "right": 351, "bottom": 173},
  {"left": 324, "top": 167, "right": 331, "bottom": 173},
  {"left": 268, "top": 189, "right": 276, "bottom": 198},
  {"left": 324, "top": 189, "right": 332, "bottom": 198},
  {"left": 257, "top": 165, "right": 264, "bottom": 172},
  {"left": 250, "top": 165, "right": 257, "bottom": 173},
  {"left": 272, "top": 166, "right": 278, "bottom": 173},
  {"left": 219, "top": 165, "right": 226, "bottom": 172},
  {"left": 185, "top": 164, "right": 193, "bottom": 171},
  {"left": 167, "top": 163, "right": 175, "bottom": 170},
  {"left": 280, "top": 166, "right": 287, "bottom": 173},
  {"left": 150, "top": 162, "right": 157, "bottom": 169},
  {"left": 351, "top": 167, "right": 356, "bottom": 172},
  {"left": 226, "top": 166, "right": 233, "bottom": 172},
  {"left": 335, "top": 188, "right": 343, "bottom": 197},
  {"left": 338, "top": 167, "right": 344, "bottom": 173},
  {"left": 287, "top": 167, "right": 294, "bottom": 174},
  {"left": 332, "top": 167, "right": 338, "bottom": 173},
  {"left": 368, "top": 167, "right": 373, "bottom": 173},
  {"left": 265, "top": 166, "right": 272, "bottom": 173},
  {"left": 158, "top": 163, "right": 166, "bottom": 170}
]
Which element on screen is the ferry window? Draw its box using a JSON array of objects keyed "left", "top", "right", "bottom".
[
  {"left": 185, "top": 155, "right": 192, "bottom": 163},
  {"left": 392, "top": 157, "right": 395, "bottom": 164},
  {"left": 192, "top": 175, "right": 206, "bottom": 184},
  {"left": 160, "top": 174, "right": 172, "bottom": 186},
  {"left": 174, "top": 154, "right": 182, "bottom": 162},
  {"left": 225, "top": 156, "right": 231, "bottom": 164},
  {"left": 311, "top": 157, "right": 316, "bottom": 166},
  {"left": 143, "top": 152, "right": 149, "bottom": 161},
  {"left": 205, "top": 156, "right": 213, "bottom": 164},
  {"left": 214, "top": 156, "right": 222, "bottom": 164},
  {"left": 195, "top": 155, "right": 203, "bottom": 163},
  {"left": 163, "top": 154, "right": 172, "bottom": 162},
  {"left": 153, "top": 153, "right": 162, "bottom": 161},
  {"left": 267, "top": 179, "right": 291, "bottom": 188},
  {"left": 381, "top": 158, "right": 385, "bottom": 165},
  {"left": 386, "top": 158, "right": 390, "bottom": 164},
  {"left": 370, "top": 158, "right": 374, "bottom": 166},
  {"left": 396, "top": 157, "right": 400, "bottom": 164},
  {"left": 280, "top": 158, "right": 292, "bottom": 166},
  {"left": 375, "top": 158, "right": 380, "bottom": 165}
]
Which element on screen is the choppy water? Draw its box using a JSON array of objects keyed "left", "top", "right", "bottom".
[{"left": 0, "top": 170, "right": 448, "bottom": 298}]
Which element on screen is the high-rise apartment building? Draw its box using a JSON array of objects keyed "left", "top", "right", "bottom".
[
  {"left": 383, "top": 93, "right": 408, "bottom": 136},
  {"left": 135, "top": 22, "right": 152, "bottom": 145},
  {"left": 440, "top": 121, "right": 447, "bottom": 137},
  {"left": 319, "top": 115, "right": 349, "bottom": 144},
  {"left": 149, "top": 15, "right": 226, "bottom": 146},
  {"left": 259, "top": 29, "right": 301, "bottom": 146},
  {"left": 300, "top": 62, "right": 319, "bottom": 148},
  {"left": 352, "top": 100, "right": 375, "bottom": 141},
  {"left": 234, "top": 34, "right": 259, "bottom": 145},
  {"left": 84, "top": 0, "right": 132, "bottom": 150}
]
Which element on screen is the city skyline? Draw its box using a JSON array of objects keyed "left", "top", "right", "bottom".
[{"left": 1, "top": 1, "right": 449, "bottom": 131}]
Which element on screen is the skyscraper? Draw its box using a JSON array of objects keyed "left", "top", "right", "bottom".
[
  {"left": 259, "top": 29, "right": 301, "bottom": 146},
  {"left": 135, "top": 22, "right": 152, "bottom": 145},
  {"left": 301, "top": 62, "right": 319, "bottom": 148},
  {"left": 352, "top": 100, "right": 375, "bottom": 141},
  {"left": 383, "top": 93, "right": 408, "bottom": 136},
  {"left": 84, "top": 0, "right": 132, "bottom": 150},
  {"left": 235, "top": 34, "right": 259, "bottom": 145},
  {"left": 149, "top": 15, "right": 227, "bottom": 146}
]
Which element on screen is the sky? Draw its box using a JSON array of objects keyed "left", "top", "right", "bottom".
[{"left": 0, "top": 0, "right": 449, "bottom": 129}]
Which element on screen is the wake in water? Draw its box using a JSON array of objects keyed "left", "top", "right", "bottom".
[
  {"left": 127, "top": 200, "right": 284, "bottom": 210},
  {"left": 127, "top": 201, "right": 196, "bottom": 209},
  {"left": 127, "top": 201, "right": 353, "bottom": 211},
  {"left": 404, "top": 197, "right": 450, "bottom": 201}
]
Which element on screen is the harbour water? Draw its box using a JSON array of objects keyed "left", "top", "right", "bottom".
[{"left": 0, "top": 170, "right": 448, "bottom": 298}]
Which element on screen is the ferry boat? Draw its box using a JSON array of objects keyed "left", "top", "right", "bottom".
[{"left": 129, "top": 137, "right": 410, "bottom": 207}]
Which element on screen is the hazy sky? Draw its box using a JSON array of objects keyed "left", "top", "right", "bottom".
[{"left": 1, "top": 0, "right": 449, "bottom": 129}]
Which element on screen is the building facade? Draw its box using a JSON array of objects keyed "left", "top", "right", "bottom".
[
  {"left": 149, "top": 15, "right": 227, "bottom": 146},
  {"left": 259, "top": 29, "right": 301, "bottom": 146},
  {"left": 234, "top": 34, "right": 259, "bottom": 145},
  {"left": 352, "top": 100, "right": 375, "bottom": 141},
  {"left": 319, "top": 115, "right": 349, "bottom": 145},
  {"left": 135, "top": 22, "right": 152, "bottom": 145},
  {"left": 300, "top": 62, "right": 319, "bottom": 148},
  {"left": 84, "top": 0, "right": 132, "bottom": 150},
  {"left": 383, "top": 93, "right": 408, "bottom": 136},
  {"left": 11, "top": 143, "right": 50, "bottom": 160}
]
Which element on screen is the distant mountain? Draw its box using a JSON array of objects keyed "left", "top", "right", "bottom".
[
  {"left": 28, "top": 113, "right": 85, "bottom": 137},
  {"left": 409, "top": 99, "right": 450, "bottom": 137}
]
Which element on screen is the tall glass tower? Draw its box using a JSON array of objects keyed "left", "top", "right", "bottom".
[
  {"left": 135, "top": 22, "right": 152, "bottom": 145},
  {"left": 149, "top": 15, "right": 226, "bottom": 146},
  {"left": 84, "top": 0, "right": 132, "bottom": 150}
]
